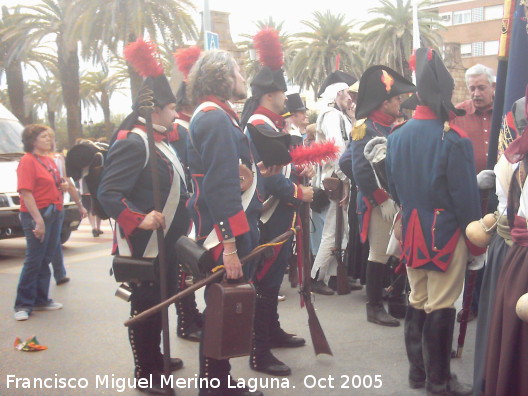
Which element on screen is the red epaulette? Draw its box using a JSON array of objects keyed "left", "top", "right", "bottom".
[
  {"left": 250, "top": 119, "right": 266, "bottom": 126},
  {"left": 116, "top": 129, "right": 131, "bottom": 140},
  {"left": 202, "top": 106, "right": 218, "bottom": 112},
  {"left": 390, "top": 120, "right": 409, "bottom": 134},
  {"left": 448, "top": 123, "right": 468, "bottom": 138}
]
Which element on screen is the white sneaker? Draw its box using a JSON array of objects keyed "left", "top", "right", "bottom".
[
  {"left": 33, "top": 301, "right": 63, "bottom": 311},
  {"left": 278, "top": 295, "right": 286, "bottom": 302},
  {"left": 14, "top": 311, "right": 29, "bottom": 321}
]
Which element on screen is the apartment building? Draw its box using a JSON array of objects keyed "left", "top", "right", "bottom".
[{"left": 426, "top": 0, "right": 504, "bottom": 71}]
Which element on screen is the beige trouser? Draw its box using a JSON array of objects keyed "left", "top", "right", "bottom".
[
  {"left": 407, "top": 235, "right": 468, "bottom": 313},
  {"left": 367, "top": 206, "right": 392, "bottom": 264}
]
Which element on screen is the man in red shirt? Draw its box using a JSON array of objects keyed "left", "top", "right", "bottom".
[
  {"left": 452, "top": 64, "right": 496, "bottom": 173},
  {"left": 452, "top": 64, "right": 496, "bottom": 324}
]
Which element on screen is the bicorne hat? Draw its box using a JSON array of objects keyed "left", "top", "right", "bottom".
[
  {"left": 355, "top": 65, "right": 415, "bottom": 119},
  {"left": 412, "top": 48, "right": 465, "bottom": 122},
  {"left": 318, "top": 70, "right": 357, "bottom": 98},
  {"left": 246, "top": 123, "right": 292, "bottom": 167}
]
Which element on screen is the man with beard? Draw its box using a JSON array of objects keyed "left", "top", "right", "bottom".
[
  {"left": 310, "top": 70, "right": 356, "bottom": 295},
  {"left": 187, "top": 49, "right": 280, "bottom": 396},
  {"left": 240, "top": 28, "right": 312, "bottom": 377}
]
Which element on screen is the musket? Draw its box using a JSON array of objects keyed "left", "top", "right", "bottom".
[
  {"left": 137, "top": 84, "right": 172, "bottom": 391},
  {"left": 333, "top": 181, "right": 351, "bottom": 295},
  {"left": 125, "top": 227, "right": 298, "bottom": 327},
  {"left": 300, "top": 199, "right": 333, "bottom": 356}
]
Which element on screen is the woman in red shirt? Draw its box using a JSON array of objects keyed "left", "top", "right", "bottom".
[{"left": 14, "top": 124, "right": 68, "bottom": 321}]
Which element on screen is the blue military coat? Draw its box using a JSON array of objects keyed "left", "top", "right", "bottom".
[
  {"left": 187, "top": 97, "right": 263, "bottom": 262},
  {"left": 351, "top": 116, "right": 392, "bottom": 242},
  {"left": 386, "top": 105, "right": 485, "bottom": 272}
]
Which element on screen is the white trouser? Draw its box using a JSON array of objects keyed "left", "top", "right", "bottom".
[{"left": 311, "top": 200, "right": 349, "bottom": 284}]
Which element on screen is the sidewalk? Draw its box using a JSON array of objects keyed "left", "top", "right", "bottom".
[{"left": 0, "top": 238, "right": 476, "bottom": 396}]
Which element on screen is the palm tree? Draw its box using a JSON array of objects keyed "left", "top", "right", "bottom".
[
  {"left": 70, "top": 0, "right": 198, "bottom": 97},
  {"left": 288, "top": 10, "right": 364, "bottom": 99},
  {"left": 237, "top": 18, "right": 293, "bottom": 82},
  {"left": 361, "top": 0, "right": 444, "bottom": 79},
  {"left": 80, "top": 64, "right": 127, "bottom": 134},
  {"left": 0, "top": 6, "right": 30, "bottom": 124},
  {"left": 3, "top": 0, "right": 84, "bottom": 147},
  {"left": 26, "top": 76, "right": 63, "bottom": 131}
]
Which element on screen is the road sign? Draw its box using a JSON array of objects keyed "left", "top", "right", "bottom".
[{"left": 205, "top": 31, "right": 219, "bottom": 50}]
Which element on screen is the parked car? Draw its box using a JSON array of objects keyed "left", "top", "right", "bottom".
[{"left": 0, "top": 104, "right": 81, "bottom": 243}]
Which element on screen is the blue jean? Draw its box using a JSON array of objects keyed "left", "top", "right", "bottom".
[
  {"left": 14, "top": 205, "right": 62, "bottom": 312},
  {"left": 51, "top": 210, "right": 66, "bottom": 282}
]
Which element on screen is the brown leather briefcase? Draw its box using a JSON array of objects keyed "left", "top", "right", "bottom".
[{"left": 203, "top": 280, "right": 256, "bottom": 360}]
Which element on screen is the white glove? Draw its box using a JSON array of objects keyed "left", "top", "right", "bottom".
[
  {"left": 468, "top": 253, "right": 486, "bottom": 271},
  {"left": 379, "top": 199, "right": 398, "bottom": 223},
  {"left": 476, "top": 170, "right": 496, "bottom": 190}
]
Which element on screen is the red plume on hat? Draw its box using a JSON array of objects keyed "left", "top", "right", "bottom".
[
  {"left": 173, "top": 46, "right": 202, "bottom": 79},
  {"left": 124, "top": 38, "right": 164, "bottom": 77},
  {"left": 253, "top": 28, "right": 284, "bottom": 71}
]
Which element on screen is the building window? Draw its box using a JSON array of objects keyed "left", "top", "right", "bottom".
[
  {"left": 472, "top": 7, "right": 484, "bottom": 22},
  {"left": 439, "top": 12, "right": 452, "bottom": 26},
  {"left": 461, "top": 43, "right": 472, "bottom": 57},
  {"left": 453, "top": 10, "right": 471, "bottom": 25},
  {"left": 472, "top": 42, "right": 484, "bottom": 56},
  {"left": 484, "top": 40, "right": 499, "bottom": 56},
  {"left": 484, "top": 5, "right": 504, "bottom": 20}
]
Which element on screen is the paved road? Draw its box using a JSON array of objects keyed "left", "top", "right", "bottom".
[{"left": 0, "top": 220, "right": 477, "bottom": 396}]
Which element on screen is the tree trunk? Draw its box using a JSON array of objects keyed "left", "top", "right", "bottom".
[
  {"left": 47, "top": 104, "right": 56, "bottom": 131},
  {"left": 5, "top": 60, "right": 29, "bottom": 124},
  {"left": 101, "top": 90, "right": 112, "bottom": 136},
  {"left": 57, "top": 37, "right": 82, "bottom": 148},
  {"left": 127, "top": 32, "right": 143, "bottom": 98}
]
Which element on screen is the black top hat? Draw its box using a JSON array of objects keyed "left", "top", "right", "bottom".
[
  {"left": 246, "top": 123, "right": 292, "bottom": 167},
  {"left": 413, "top": 48, "right": 464, "bottom": 122},
  {"left": 286, "top": 93, "right": 307, "bottom": 113},
  {"left": 355, "top": 66, "right": 415, "bottom": 120},
  {"left": 318, "top": 70, "right": 357, "bottom": 97}
]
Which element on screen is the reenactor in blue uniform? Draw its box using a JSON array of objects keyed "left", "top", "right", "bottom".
[
  {"left": 351, "top": 66, "right": 415, "bottom": 327},
  {"left": 240, "top": 28, "right": 312, "bottom": 377},
  {"left": 98, "top": 39, "right": 188, "bottom": 395},
  {"left": 171, "top": 46, "right": 203, "bottom": 343},
  {"left": 386, "top": 48, "right": 485, "bottom": 396},
  {"left": 186, "top": 49, "right": 268, "bottom": 396}
]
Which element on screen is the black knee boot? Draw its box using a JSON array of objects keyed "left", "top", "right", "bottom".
[
  {"left": 268, "top": 287, "right": 305, "bottom": 348},
  {"left": 176, "top": 293, "right": 203, "bottom": 342},
  {"left": 129, "top": 315, "right": 172, "bottom": 395},
  {"left": 404, "top": 306, "right": 426, "bottom": 388},
  {"left": 250, "top": 287, "right": 291, "bottom": 376},
  {"left": 423, "top": 308, "right": 472, "bottom": 396},
  {"left": 388, "top": 274, "right": 407, "bottom": 319},
  {"left": 366, "top": 261, "right": 400, "bottom": 326},
  {"left": 176, "top": 266, "right": 203, "bottom": 342}
]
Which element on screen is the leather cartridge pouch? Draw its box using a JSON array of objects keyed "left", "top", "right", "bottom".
[
  {"left": 322, "top": 177, "right": 343, "bottom": 201},
  {"left": 112, "top": 256, "right": 157, "bottom": 283},
  {"left": 204, "top": 279, "right": 256, "bottom": 360},
  {"left": 175, "top": 235, "right": 214, "bottom": 280}
]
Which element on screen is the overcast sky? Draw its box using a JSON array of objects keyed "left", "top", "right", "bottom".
[
  {"left": 1, "top": 0, "right": 383, "bottom": 120},
  {"left": 4, "top": 0, "right": 375, "bottom": 41}
]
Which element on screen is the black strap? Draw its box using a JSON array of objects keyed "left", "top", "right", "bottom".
[{"left": 33, "top": 154, "right": 61, "bottom": 190}]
